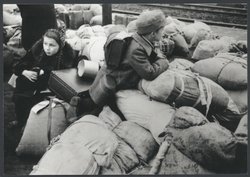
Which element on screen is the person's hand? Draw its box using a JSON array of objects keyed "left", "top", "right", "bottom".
[
  {"left": 22, "top": 70, "right": 38, "bottom": 82},
  {"left": 39, "top": 69, "right": 44, "bottom": 76}
]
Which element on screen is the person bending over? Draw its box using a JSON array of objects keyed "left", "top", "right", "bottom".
[{"left": 67, "top": 10, "right": 169, "bottom": 122}]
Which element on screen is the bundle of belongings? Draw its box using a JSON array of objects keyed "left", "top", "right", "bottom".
[{"left": 7, "top": 4, "right": 247, "bottom": 175}]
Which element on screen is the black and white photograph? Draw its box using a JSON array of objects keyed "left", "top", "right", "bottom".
[{"left": 3, "top": 2, "right": 248, "bottom": 175}]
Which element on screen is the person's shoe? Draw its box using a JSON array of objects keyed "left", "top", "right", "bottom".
[{"left": 66, "top": 96, "right": 81, "bottom": 124}]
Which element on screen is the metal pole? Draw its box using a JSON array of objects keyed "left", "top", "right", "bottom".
[{"left": 102, "top": 4, "right": 112, "bottom": 25}]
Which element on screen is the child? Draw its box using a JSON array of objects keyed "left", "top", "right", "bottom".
[
  {"left": 9, "top": 29, "right": 78, "bottom": 128},
  {"left": 67, "top": 10, "right": 169, "bottom": 121}
]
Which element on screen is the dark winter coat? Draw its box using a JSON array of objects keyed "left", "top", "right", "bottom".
[
  {"left": 89, "top": 32, "right": 169, "bottom": 106},
  {"left": 13, "top": 39, "right": 78, "bottom": 92},
  {"left": 17, "top": 5, "right": 57, "bottom": 50}
]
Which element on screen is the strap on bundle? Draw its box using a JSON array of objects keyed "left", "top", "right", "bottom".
[
  {"left": 167, "top": 69, "right": 213, "bottom": 115},
  {"left": 47, "top": 98, "right": 68, "bottom": 143},
  {"left": 194, "top": 74, "right": 212, "bottom": 116},
  {"left": 148, "top": 141, "right": 171, "bottom": 174},
  {"left": 216, "top": 57, "right": 247, "bottom": 83},
  {"left": 163, "top": 29, "right": 184, "bottom": 40},
  {"left": 166, "top": 70, "right": 185, "bottom": 106}
]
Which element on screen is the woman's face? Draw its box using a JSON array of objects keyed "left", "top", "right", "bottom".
[{"left": 43, "top": 36, "right": 60, "bottom": 56}]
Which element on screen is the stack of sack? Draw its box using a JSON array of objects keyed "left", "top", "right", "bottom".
[
  {"left": 158, "top": 106, "right": 245, "bottom": 174},
  {"left": 131, "top": 106, "right": 246, "bottom": 174},
  {"left": 29, "top": 108, "right": 161, "bottom": 175},
  {"left": 191, "top": 52, "right": 247, "bottom": 131},
  {"left": 30, "top": 115, "right": 118, "bottom": 175}
]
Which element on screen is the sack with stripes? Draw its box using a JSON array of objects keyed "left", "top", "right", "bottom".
[
  {"left": 138, "top": 69, "right": 230, "bottom": 116},
  {"left": 191, "top": 53, "right": 247, "bottom": 90}
]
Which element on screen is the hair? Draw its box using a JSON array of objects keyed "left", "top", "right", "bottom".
[
  {"left": 41, "top": 29, "right": 65, "bottom": 69},
  {"left": 43, "top": 29, "right": 64, "bottom": 48}
]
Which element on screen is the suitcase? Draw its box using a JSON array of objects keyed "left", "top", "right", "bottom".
[{"left": 48, "top": 68, "right": 93, "bottom": 102}]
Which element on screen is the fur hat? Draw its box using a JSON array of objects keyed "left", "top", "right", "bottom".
[
  {"left": 136, "top": 10, "right": 167, "bottom": 35},
  {"left": 127, "top": 20, "right": 137, "bottom": 33}
]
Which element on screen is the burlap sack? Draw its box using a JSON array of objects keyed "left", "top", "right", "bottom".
[
  {"left": 116, "top": 90, "right": 174, "bottom": 144},
  {"left": 114, "top": 121, "right": 159, "bottom": 162},
  {"left": 182, "top": 21, "right": 211, "bottom": 44},
  {"left": 90, "top": 4, "right": 102, "bottom": 16},
  {"left": 173, "top": 123, "right": 238, "bottom": 172},
  {"left": 226, "top": 89, "right": 247, "bottom": 113},
  {"left": 98, "top": 106, "right": 122, "bottom": 130},
  {"left": 213, "top": 97, "right": 246, "bottom": 132},
  {"left": 138, "top": 69, "right": 230, "bottom": 115},
  {"left": 169, "top": 58, "right": 194, "bottom": 70},
  {"left": 191, "top": 53, "right": 247, "bottom": 90},
  {"left": 161, "top": 107, "right": 239, "bottom": 172},
  {"left": 192, "top": 36, "right": 236, "bottom": 60},
  {"left": 100, "top": 136, "right": 139, "bottom": 174},
  {"left": 234, "top": 114, "right": 248, "bottom": 137},
  {"left": 90, "top": 15, "right": 102, "bottom": 26},
  {"left": 16, "top": 99, "right": 70, "bottom": 157},
  {"left": 30, "top": 144, "right": 100, "bottom": 175},
  {"left": 58, "top": 115, "right": 118, "bottom": 167}
]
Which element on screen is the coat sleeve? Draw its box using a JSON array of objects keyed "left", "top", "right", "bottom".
[
  {"left": 13, "top": 50, "right": 34, "bottom": 76},
  {"left": 128, "top": 47, "right": 169, "bottom": 81}
]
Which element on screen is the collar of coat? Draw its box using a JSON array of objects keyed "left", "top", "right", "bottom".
[{"left": 132, "top": 33, "right": 154, "bottom": 56}]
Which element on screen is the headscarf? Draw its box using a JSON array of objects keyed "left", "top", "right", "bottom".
[
  {"left": 40, "top": 28, "right": 66, "bottom": 69},
  {"left": 44, "top": 28, "right": 66, "bottom": 49}
]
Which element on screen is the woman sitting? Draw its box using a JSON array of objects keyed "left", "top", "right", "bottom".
[{"left": 9, "top": 28, "right": 78, "bottom": 128}]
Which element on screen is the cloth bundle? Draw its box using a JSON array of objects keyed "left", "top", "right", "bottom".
[
  {"left": 192, "top": 53, "right": 247, "bottom": 90},
  {"left": 138, "top": 69, "right": 230, "bottom": 115},
  {"left": 161, "top": 106, "right": 240, "bottom": 172},
  {"left": 192, "top": 36, "right": 236, "bottom": 60},
  {"left": 30, "top": 115, "right": 118, "bottom": 175},
  {"left": 16, "top": 98, "right": 70, "bottom": 157},
  {"left": 116, "top": 90, "right": 175, "bottom": 144}
]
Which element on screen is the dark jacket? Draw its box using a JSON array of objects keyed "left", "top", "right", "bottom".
[
  {"left": 17, "top": 5, "right": 57, "bottom": 50},
  {"left": 89, "top": 32, "right": 169, "bottom": 106},
  {"left": 13, "top": 39, "right": 78, "bottom": 92}
]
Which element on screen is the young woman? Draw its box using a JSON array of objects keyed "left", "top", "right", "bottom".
[
  {"left": 9, "top": 29, "right": 78, "bottom": 128},
  {"left": 67, "top": 10, "right": 169, "bottom": 122}
]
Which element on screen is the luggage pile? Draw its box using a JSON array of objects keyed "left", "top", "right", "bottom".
[{"left": 6, "top": 4, "right": 247, "bottom": 175}]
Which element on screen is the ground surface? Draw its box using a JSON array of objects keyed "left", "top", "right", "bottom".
[{"left": 3, "top": 23, "right": 247, "bottom": 175}]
